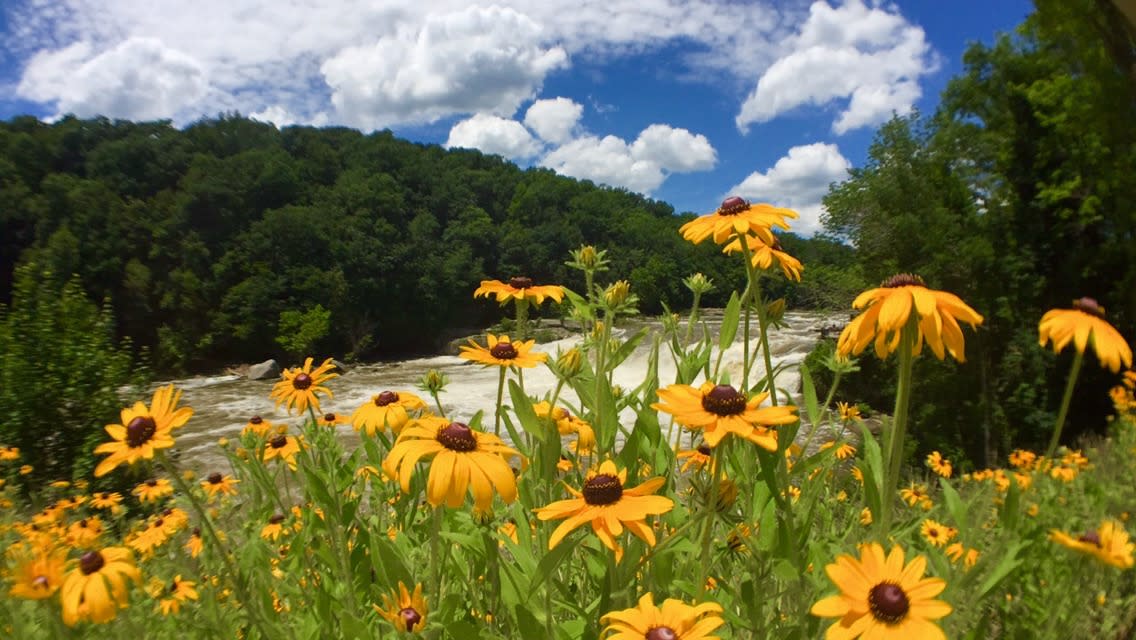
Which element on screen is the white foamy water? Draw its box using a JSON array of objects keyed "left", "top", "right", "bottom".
[{"left": 168, "top": 311, "right": 838, "bottom": 473}]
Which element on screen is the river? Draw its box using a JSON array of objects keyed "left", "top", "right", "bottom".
[{"left": 164, "top": 311, "right": 840, "bottom": 473}]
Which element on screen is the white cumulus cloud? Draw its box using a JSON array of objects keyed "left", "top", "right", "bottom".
[
  {"left": 18, "top": 37, "right": 209, "bottom": 121},
  {"left": 445, "top": 113, "right": 541, "bottom": 159},
  {"left": 524, "top": 97, "right": 583, "bottom": 144},
  {"left": 630, "top": 124, "right": 716, "bottom": 173},
  {"left": 729, "top": 142, "right": 850, "bottom": 236},
  {"left": 320, "top": 6, "right": 568, "bottom": 129},
  {"left": 736, "top": 0, "right": 934, "bottom": 135}
]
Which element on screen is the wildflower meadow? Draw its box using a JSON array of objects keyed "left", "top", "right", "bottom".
[{"left": 1, "top": 196, "right": 1134, "bottom": 639}]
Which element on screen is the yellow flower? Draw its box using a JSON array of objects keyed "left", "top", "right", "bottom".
[
  {"left": 837, "top": 274, "right": 983, "bottom": 361},
  {"left": 19, "top": 464, "right": 32, "bottom": 475},
  {"left": 263, "top": 434, "right": 302, "bottom": 470},
  {"left": 0, "top": 445, "right": 19, "bottom": 461},
  {"left": 1038, "top": 297, "right": 1132, "bottom": 373},
  {"left": 653, "top": 383, "right": 798, "bottom": 449},
  {"left": 601, "top": 592, "right": 724, "bottom": 640},
  {"left": 811, "top": 542, "right": 952, "bottom": 640},
  {"left": 315, "top": 412, "right": 350, "bottom": 428},
  {"left": 1050, "top": 519, "right": 1135, "bottom": 569},
  {"left": 722, "top": 234, "right": 803, "bottom": 281},
  {"left": 474, "top": 277, "right": 564, "bottom": 305},
  {"left": 201, "top": 472, "right": 239, "bottom": 498},
  {"left": 383, "top": 416, "right": 519, "bottom": 511},
  {"left": 676, "top": 443, "right": 713, "bottom": 473},
  {"left": 534, "top": 460, "right": 674, "bottom": 552},
  {"left": 270, "top": 357, "right": 338, "bottom": 415},
  {"left": 679, "top": 196, "right": 797, "bottom": 246},
  {"left": 1008, "top": 449, "right": 1037, "bottom": 470},
  {"left": 837, "top": 402, "right": 862, "bottom": 422},
  {"left": 241, "top": 415, "right": 274, "bottom": 438},
  {"left": 944, "top": 543, "right": 980, "bottom": 569},
  {"left": 90, "top": 492, "right": 124, "bottom": 513},
  {"left": 186, "top": 528, "right": 203, "bottom": 558},
  {"left": 925, "top": 451, "right": 952, "bottom": 478},
  {"left": 158, "top": 575, "right": 198, "bottom": 616},
  {"left": 9, "top": 547, "right": 67, "bottom": 600},
  {"left": 352, "top": 390, "right": 427, "bottom": 436},
  {"left": 133, "top": 478, "right": 174, "bottom": 504},
  {"left": 374, "top": 582, "right": 428, "bottom": 633},
  {"left": 261, "top": 513, "right": 291, "bottom": 541},
  {"left": 60, "top": 548, "right": 142, "bottom": 626},
  {"left": 920, "top": 519, "right": 955, "bottom": 548},
  {"left": 459, "top": 334, "right": 547, "bottom": 369},
  {"left": 93, "top": 385, "right": 193, "bottom": 477},
  {"left": 900, "top": 483, "right": 930, "bottom": 508},
  {"left": 67, "top": 517, "right": 104, "bottom": 548}
]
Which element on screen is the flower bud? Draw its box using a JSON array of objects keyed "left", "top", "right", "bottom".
[
  {"left": 556, "top": 347, "right": 583, "bottom": 379},
  {"left": 683, "top": 272, "right": 714, "bottom": 295},
  {"left": 604, "top": 280, "right": 631, "bottom": 307},
  {"left": 765, "top": 298, "right": 786, "bottom": 324},
  {"left": 418, "top": 369, "right": 449, "bottom": 394}
]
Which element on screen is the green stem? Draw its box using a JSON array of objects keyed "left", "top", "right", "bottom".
[
  {"left": 753, "top": 281, "right": 777, "bottom": 405},
  {"left": 879, "top": 324, "right": 917, "bottom": 539},
  {"left": 430, "top": 390, "right": 446, "bottom": 417},
  {"left": 430, "top": 506, "right": 444, "bottom": 599},
  {"left": 1045, "top": 350, "right": 1084, "bottom": 459},
  {"left": 515, "top": 298, "right": 530, "bottom": 341},
  {"left": 685, "top": 291, "right": 702, "bottom": 345},
  {"left": 494, "top": 367, "right": 506, "bottom": 436},
  {"left": 697, "top": 446, "right": 724, "bottom": 597}
]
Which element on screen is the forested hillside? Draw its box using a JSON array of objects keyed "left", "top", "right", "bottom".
[{"left": 0, "top": 115, "right": 855, "bottom": 371}]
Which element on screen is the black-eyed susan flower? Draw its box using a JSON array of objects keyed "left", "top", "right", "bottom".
[
  {"left": 1039, "top": 298, "right": 1132, "bottom": 373},
  {"left": 680, "top": 196, "right": 797, "bottom": 246},
  {"left": 67, "top": 517, "right": 104, "bottom": 548},
  {"left": 837, "top": 402, "right": 862, "bottom": 422},
  {"left": 944, "top": 543, "right": 980, "bottom": 570},
  {"left": 1050, "top": 520, "right": 1135, "bottom": 569},
  {"left": 128, "top": 517, "right": 172, "bottom": 556},
  {"left": 312, "top": 412, "right": 346, "bottom": 428},
  {"left": 90, "top": 492, "right": 124, "bottom": 513},
  {"left": 8, "top": 547, "right": 67, "bottom": 600},
  {"left": 676, "top": 443, "right": 713, "bottom": 473},
  {"left": 133, "top": 478, "right": 174, "bottom": 504},
  {"left": 374, "top": 582, "right": 428, "bottom": 633},
  {"left": 60, "top": 547, "right": 142, "bottom": 626},
  {"left": 352, "top": 390, "right": 427, "bottom": 436},
  {"left": 93, "top": 385, "right": 193, "bottom": 477},
  {"left": 201, "top": 472, "right": 239, "bottom": 498},
  {"left": 900, "top": 483, "right": 930, "bottom": 508},
  {"left": 270, "top": 357, "right": 338, "bottom": 415},
  {"left": 601, "top": 592, "right": 724, "bottom": 640},
  {"left": 722, "top": 234, "right": 803, "bottom": 281},
  {"left": 159, "top": 576, "right": 198, "bottom": 616},
  {"left": 859, "top": 508, "right": 873, "bottom": 526},
  {"left": 920, "top": 519, "right": 955, "bottom": 548},
  {"left": 459, "top": 334, "right": 547, "bottom": 369},
  {"left": 925, "top": 452, "right": 952, "bottom": 478},
  {"left": 535, "top": 460, "right": 674, "bottom": 553},
  {"left": 820, "top": 441, "right": 857, "bottom": 460},
  {"left": 383, "top": 416, "right": 519, "bottom": 511},
  {"left": 241, "top": 415, "right": 273, "bottom": 438},
  {"left": 0, "top": 445, "right": 19, "bottom": 461},
  {"left": 653, "top": 383, "right": 798, "bottom": 449},
  {"left": 474, "top": 277, "right": 564, "bottom": 306},
  {"left": 811, "top": 542, "right": 952, "bottom": 640},
  {"left": 185, "top": 528, "right": 203, "bottom": 558},
  {"left": 261, "top": 513, "right": 291, "bottom": 541},
  {"left": 837, "top": 274, "right": 983, "bottom": 361},
  {"left": 19, "top": 464, "right": 32, "bottom": 475},
  {"left": 263, "top": 434, "right": 302, "bottom": 470}
]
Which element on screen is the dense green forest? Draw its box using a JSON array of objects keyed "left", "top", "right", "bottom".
[{"left": 0, "top": 114, "right": 855, "bottom": 373}]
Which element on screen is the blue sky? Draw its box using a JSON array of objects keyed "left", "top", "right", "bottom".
[{"left": 0, "top": 0, "right": 1033, "bottom": 233}]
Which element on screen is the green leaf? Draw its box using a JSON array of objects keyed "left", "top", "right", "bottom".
[
  {"left": 562, "top": 287, "right": 595, "bottom": 322},
  {"left": 718, "top": 291, "right": 741, "bottom": 354},
  {"left": 938, "top": 477, "right": 968, "bottom": 532},
  {"left": 608, "top": 327, "right": 649, "bottom": 369},
  {"left": 526, "top": 537, "right": 583, "bottom": 603},
  {"left": 508, "top": 379, "right": 547, "bottom": 443},
  {"left": 800, "top": 362, "right": 819, "bottom": 428},
  {"left": 977, "top": 541, "right": 1025, "bottom": 599},
  {"left": 369, "top": 534, "right": 412, "bottom": 588},
  {"left": 859, "top": 422, "right": 884, "bottom": 523}
]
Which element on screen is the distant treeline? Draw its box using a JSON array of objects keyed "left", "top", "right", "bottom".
[{"left": 0, "top": 115, "right": 859, "bottom": 371}]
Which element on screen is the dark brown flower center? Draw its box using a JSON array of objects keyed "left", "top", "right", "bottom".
[
  {"left": 509, "top": 276, "right": 534, "bottom": 290},
  {"left": 269, "top": 435, "right": 288, "bottom": 449},
  {"left": 646, "top": 626, "right": 678, "bottom": 640},
  {"left": 490, "top": 341, "right": 518, "bottom": 360},
  {"left": 868, "top": 582, "right": 909, "bottom": 624},
  {"left": 718, "top": 195, "right": 748, "bottom": 215},
  {"left": 437, "top": 422, "right": 478, "bottom": 452},
  {"left": 882, "top": 273, "right": 925, "bottom": 288},
  {"left": 32, "top": 575, "right": 49, "bottom": 589},
  {"left": 697, "top": 444, "right": 712, "bottom": 456},
  {"left": 582, "top": 473, "right": 623, "bottom": 505},
  {"left": 78, "top": 519, "right": 88, "bottom": 528},
  {"left": 78, "top": 551, "right": 104, "bottom": 575},
  {"left": 323, "top": 413, "right": 336, "bottom": 422},
  {"left": 292, "top": 372, "right": 313, "bottom": 390},
  {"left": 125, "top": 416, "right": 157, "bottom": 448},
  {"left": 399, "top": 607, "right": 422, "bottom": 631},
  {"left": 249, "top": 415, "right": 263, "bottom": 424},
  {"left": 192, "top": 527, "right": 201, "bottom": 536},
  {"left": 170, "top": 579, "right": 180, "bottom": 593},
  {"left": 375, "top": 391, "right": 399, "bottom": 406},
  {"left": 154, "top": 518, "right": 165, "bottom": 528},
  {"left": 701, "top": 385, "right": 747, "bottom": 416},
  {"left": 1079, "top": 530, "right": 1102, "bottom": 547},
  {"left": 1073, "top": 297, "right": 1106, "bottom": 318},
  {"left": 269, "top": 513, "right": 285, "bottom": 525},
  {"left": 207, "top": 472, "right": 223, "bottom": 484},
  {"left": 145, "top": 478, "right": 158, "bottom": 487}
]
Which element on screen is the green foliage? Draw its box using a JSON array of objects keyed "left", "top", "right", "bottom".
[
  {"left": 275, "top": 304, "right": 331, "bottom": 359},
  {"left": 0, "top": 262, "right": 146, "bottom": 483}
]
